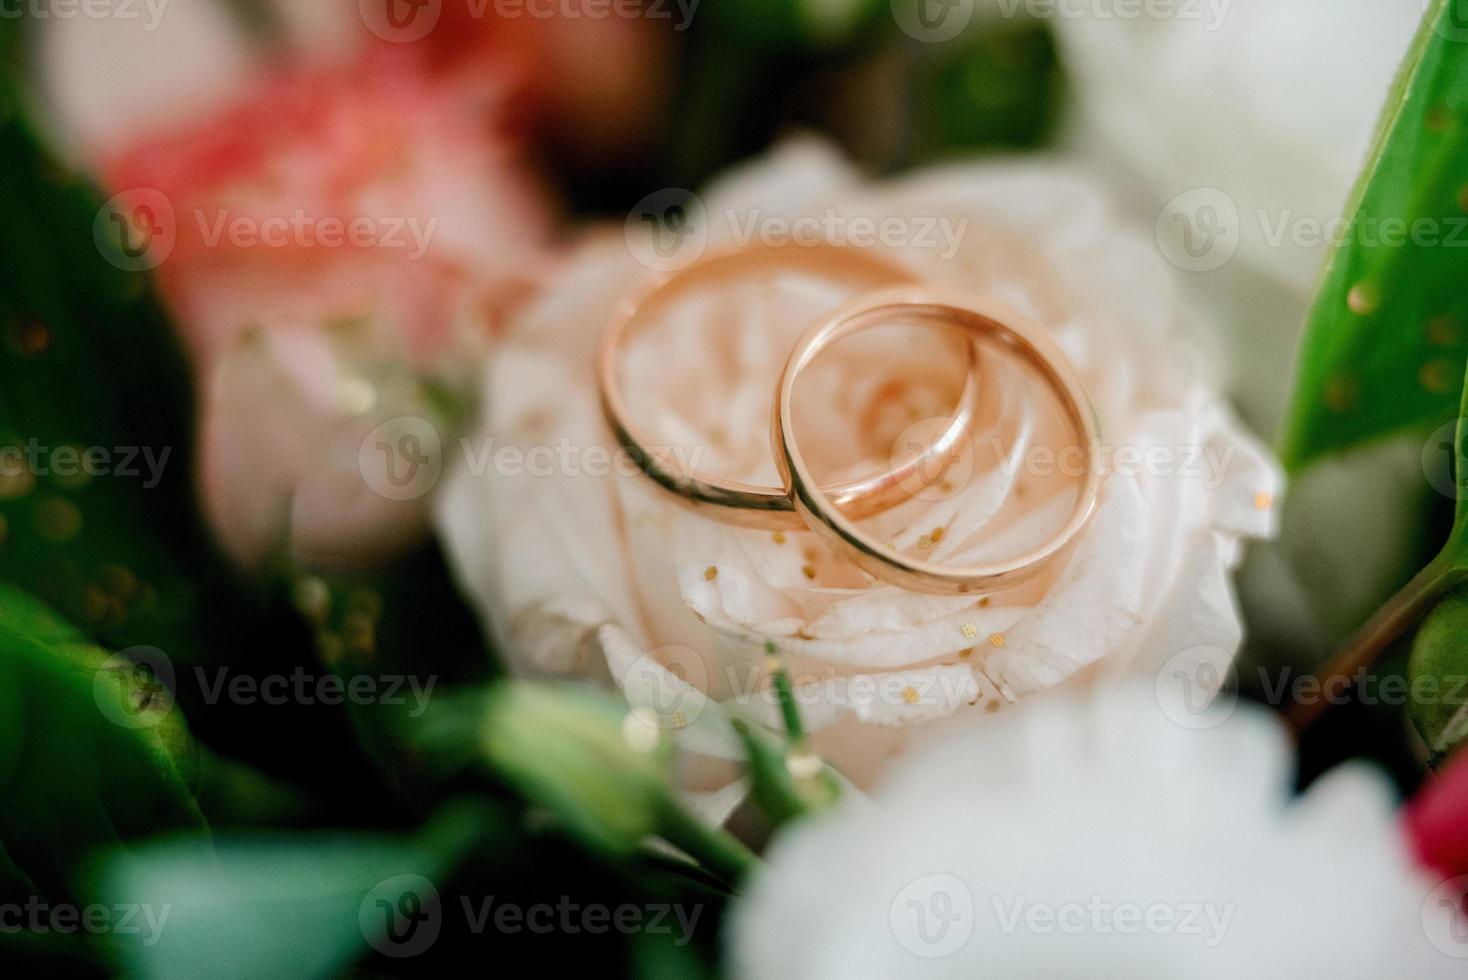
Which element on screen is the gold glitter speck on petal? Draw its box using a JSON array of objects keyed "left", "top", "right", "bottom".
[
  {"left": 1253, "top": 492, "right": 1273, "bottom": 511},
  {"left": 989, "top": 632, "right": 1007, "bottom": 648},
  {"left": 961, "top": 623, "right": 977, "bottom": 640},
  {"left": 704, "top": 565, "right": 718, "bottom": 581},
  {"left": 771, "top": 531, "right": 786, "bottom": 544},
  {"left": 901, "top": 686, "right": 920, "bottom": 704}
]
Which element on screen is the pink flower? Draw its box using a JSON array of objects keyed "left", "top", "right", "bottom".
[
  {"left": 103, "top": 45, "right": 551, "bottom": 369},
  {"left": 1405, "top": 748, "right": 1468, "bottom": 881},
  {"left": 93, "top": 42, "right": 554, "bottom": 569}
]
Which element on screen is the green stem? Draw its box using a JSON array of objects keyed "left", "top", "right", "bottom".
[
  {"left": 655, "top": 799, "right": 759, "bottom": 889},
  {"left": 770, "top": 668, "right": 806, "bottom": 745},
  {"left": 1287, "top": 555, "right": 1468, "bottom": 733}
]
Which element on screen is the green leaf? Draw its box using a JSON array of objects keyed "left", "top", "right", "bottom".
[
  {"left": 90, "top": 802, "right": 488, "bottom": 980},
  {"left": 482, "top": 682, "right": 676, "bottom": 857},
  {"left": 730, "top": 719, "right": 839, "bottom": 830},
  {"left": 286, "top": 541, "right": 493, "bottom": 804},
  {"left": 0, "top": 91, "right": 290, "bottom": 666},
  {"left": 911, "top": 21, "right": 1061, "bottom": 160},
  {"left": 1406, "top": 367, "right": 1468, "bottom": 758},
  {"left": 481, "top": 681, "right": 756, "bottom": 885},
  {"left": 1281, "top": 0, "right": 1468, "bottom": 469},
  {"left": 1408, "top": 590, "right": 1468, "bottom": 761},
  {"left": 0, "top": 584, "right": 203, "bottom": 900}
]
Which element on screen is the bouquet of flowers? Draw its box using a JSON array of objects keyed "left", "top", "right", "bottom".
[{"left": 1, "top": 1, "right": 1465, "bottom": 976}]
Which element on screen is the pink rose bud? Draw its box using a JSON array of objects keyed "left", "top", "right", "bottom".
[{"left": 1405, "top": 748, "right": 1468, "bottom": 880}]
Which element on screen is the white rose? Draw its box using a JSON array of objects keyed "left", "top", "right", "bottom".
[
  {"left": 729, "top": 684, "right": 1464, "bottom": 978},
  {"left": 436, "top": 140, "right": 1279, "bottom": 798}
]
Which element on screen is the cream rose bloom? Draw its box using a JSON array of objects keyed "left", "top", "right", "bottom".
[
  {"left": 436, "top": 140, "right": 1280, "bottom": 796},
  {"left": 729, "top": 685, "right": 1465, "bottom": 978}
]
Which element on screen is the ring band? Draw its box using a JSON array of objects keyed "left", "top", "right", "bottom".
[
  {"left": 772, "top": 287, "right": 1102, "bottom": 595},
  {"left": 598, "top": 244, "right": 984, "bottom": 530}
]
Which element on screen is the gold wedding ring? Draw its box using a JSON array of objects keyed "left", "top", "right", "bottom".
[
  {"left": 598, "top": 244, "right": 983, "bottom": 530},
  {"left": 772, "top": 287, "right": 1102, "bottom": 595}
]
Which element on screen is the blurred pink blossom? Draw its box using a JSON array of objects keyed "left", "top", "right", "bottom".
[
  {"left": 101, "top": 43, "right": 555, "bottom": 570},
  {"left": 1405, "top": 748, "right": 1468, "bottom": 883}
]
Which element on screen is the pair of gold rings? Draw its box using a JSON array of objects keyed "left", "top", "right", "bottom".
[{"left": 597, "top": 244, "right": 1102, "bottom": 596}]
